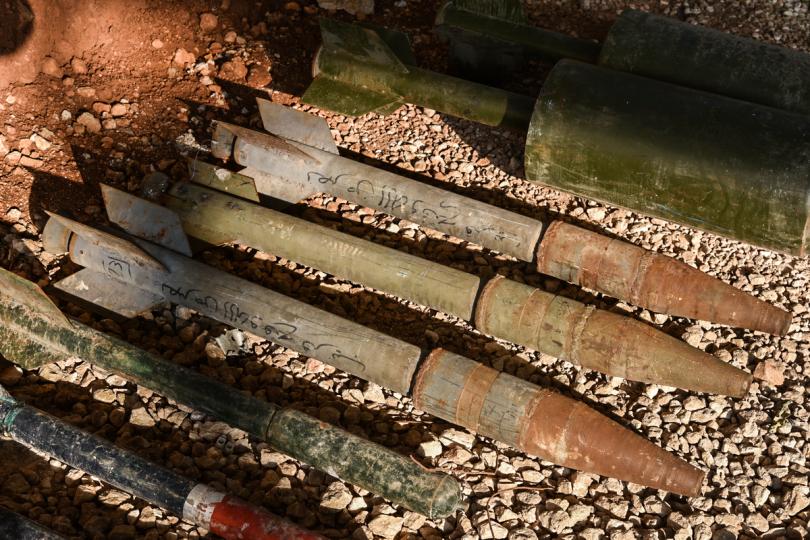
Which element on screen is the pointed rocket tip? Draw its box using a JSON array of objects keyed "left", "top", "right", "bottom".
[
  {"left": 519, "top": 391, "right": 706, "bottom": 496},
  {"left": 536, "top": 222, "right": 791, "bottom": 335}
]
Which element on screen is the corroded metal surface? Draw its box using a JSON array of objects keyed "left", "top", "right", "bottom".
[
  {"left": 165, "top": 180, "right": 481, "bottom": 321},
  {"left": 267, "top": 409, "right": 461, "bottom": 518},
  {"left": 43, "top": 215, "right": 423, "bottom": 394},
  {"left": 474, "top": 275, "right": 753, "bottom": 397},
  {"left": 525, "top": 60, "right": 810, "bottom": 256},
  {"left": 0, "top": 507, "right": 64, "bottom": 540},
  {"left": 602, "top": 10, "right": 810, "bottom": 115},
  {"left": 536, "top": 221, "right": 792, "bottom": 336},
  {"left": 411, "top": 349, "right": 705, "bottom": 496},
  {"left": 214, "top": 120, "right": 545, "bottom": 262},
  {"left": 0, "top": 267, "right": 462, "bottom": 518}
]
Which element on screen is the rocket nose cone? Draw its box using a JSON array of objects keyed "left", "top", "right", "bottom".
[
  {"left": 520, "top": 392, "right": 706, "bottom": 497},
  {"left": 576, "top": 310, "right": 753, "bottom": 397}
]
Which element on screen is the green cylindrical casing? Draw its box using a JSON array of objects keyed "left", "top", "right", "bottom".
[
  {"left": 601, "top": 10, "right": 810, "bottom": 116},
  {"left": 166, "top": 183, "right": 481, "bottom": 321},
  {"left": 525, "top": 60, "right": 810, "bottom": 256},
  {"left": 267, "top": 408, "right": 461, "bottom": 518},
  {"left": 315, "top": 47, "right": 535, "bottom": 129}
]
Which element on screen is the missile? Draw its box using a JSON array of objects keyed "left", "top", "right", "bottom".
[
  {"left": 203, "top": 100, "right": 791, "bottom": 336},
  {"left": 0, "top": 267, "right": 462, "bottom": 519},
  {"left": 0, "top": 385, "right": 323, "bottom": 540},
  {"left": 0, "top": 507, "right": 64, "bottom": 540},
  {"left": 436, "top": 1, "right": 810, "bottom": 115},
  {"left": 302, "top": 19, "right": 810, "bottom": 257},
  {"left": 40, "top": 210, "right": 705, "bottom": 495},
  {"left": 123, "top": 174, "right": 753, "bottom": 396}
]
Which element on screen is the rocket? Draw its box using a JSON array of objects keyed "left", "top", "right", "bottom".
[
  {"left": 435, "top": 0, "right": 810, "bottom": 115},
  {"left": 301, "top": 18, "right": 810, "bottom": 256},
  {"left": 0, "top": 507, "right": 64, "bottom": 540},
  {"left": 0, "top": 385, "right": 324, "bottom": 540},
  {"left": 202, "top": 98, "right": 790, "bottom": 337},
  {"left": 38, "top": 207, "right": 706, "bottom": 495},
  {"left": 125, "top": 169, "right": 753, "bottom": 396},
  {"left": 0, "top": 266, "right": 462, "bottom": 519}
]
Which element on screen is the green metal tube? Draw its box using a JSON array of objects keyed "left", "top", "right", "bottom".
[
  {"left": 525, "top": 60, "right": 810, "bottom": 256},
  {"left": 165, "top": 182, "right": 481, "bottom": 321},
  {"left": 313, "top": 46, "right": 534, "bottom": 129},
  {"left": 600, "top": 10, "right": 810, "bottom": 116}
]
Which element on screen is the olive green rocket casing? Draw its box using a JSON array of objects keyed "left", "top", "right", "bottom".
[
  {"left": 0, "top": 267, "right": 463, "bottom": 519},
  {"left": 306, "top": 19, "right": 810, "bottom": 255},
  {"left": 525, "top": 61, "right": 810, "bottom": 256},
  {"left": 437, "top": 2, "right": 810, "bottom": 116}
]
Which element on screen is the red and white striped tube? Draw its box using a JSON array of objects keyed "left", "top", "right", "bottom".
[{"left": 183, "top": 485, "right": 325, "bottom": 540}]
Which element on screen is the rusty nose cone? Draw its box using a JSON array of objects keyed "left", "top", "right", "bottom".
[
  {"left": 475, "top": 275, "right": 753, "bottom": 397},
  {"left": 535, "top": 221, "right": 792, "bottom": 336},
  {"left": 412, "top": 349, "right": 705, "bottom": 496},
  {"left": 521, "top": 390, "right": 706, "bottom": 497}
]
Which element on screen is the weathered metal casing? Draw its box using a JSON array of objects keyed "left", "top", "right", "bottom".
[
  {"left": 525, "top": 60, "right": 810, "bottom": 256},
  {"left": 0, "top": 272, "right": 461, "bottom": 519},
  {"left": 474, "top": 276, "right": 753, "bottom": 397},
  {"left": 435, "top": 0, "right": 599, "bottom": 81},
  {"left": 305, "top": 19, "right": 535, "bottom": 128},
  {"left": 213, "top": 122, "right": 545, "bottom": 262},
  {"left": 536, "top": 221, "right": 792, "bottom": 336},
  {"left": 412, "top": 349, "right": 705, "bottom": 496},
  {"left": 45, "top": 216, "right": 422, "bottom": 395},
  {"left": 601, "top": 10, "right": 810, "bottom": 116},
  {"left": 166, "top": 181, "right": 481, "bottom": 321},
  {"left": 0, "top": 508, "right": 64, "bottom": 540}
]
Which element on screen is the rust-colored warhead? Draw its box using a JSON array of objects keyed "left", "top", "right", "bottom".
[
  {"left": 412, "top": 349, "right": 705, "bottom": 496},
  {"left": 535, "top": 221, "right": 792, "bottom": 336},
  {"left": 475, "top": 275, "right": 753, "bottom": 397}
]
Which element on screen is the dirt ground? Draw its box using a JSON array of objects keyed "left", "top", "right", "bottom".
[{"left": 0, "top": 0, "right": 808, "bottom": 539}]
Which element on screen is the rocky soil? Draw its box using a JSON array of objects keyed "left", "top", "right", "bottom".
[{"left": 0, "top": 0, "right": 808, "bottom": 539}]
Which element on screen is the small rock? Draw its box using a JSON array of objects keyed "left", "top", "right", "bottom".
[
  {"left": 151, "top": 39, "right": 164, "bottom": 49},
  {"left": 368, "top": 515, "right": 404, "bottom": 539},
  {"left": 417, "top": 440, "right": 442, "bottom": 458},
  {"left": 76, "top": 112, "right": 102, "bottom": 134},
  {"left": 199, "top": 13, "right": 219, "bottom": 32},
  {"left": 784, "top": 486, "right": 810, "bottom": 516},
  {"left": 220, "top": 58, "right": 248, "bottom": 80},
  {"left": 4, "top": 207, "right": 21, "bottom": 221},
  {"left": 60, "top": 110, "right": 72, "bottom": 122},
  {"left": 173, "top": 48, "right": 196, "bottom": 67},
  {"left": 247, "top": 64, "right": 272, "bottom": 87},
  {"left": 19, "top": 155, "right": 42, "bottom": 168},
  {"left": 320, "top": 481, "right": 352, "bottom": 512},
  {"left": 363, "top": 383, "right": 385, "bottom": 403},
  {"left": 70, "top": 57, "right": 88, "bottom": 74},
  {"left": 508, "top": 528, "right": 538, "bottom": 540},
  {"left": 41, "top": 57, "right": 63, "bottom": 78},
  {"left": 111, "top": 103, "right": 128, "bottom": 117},
  {"left": 3, "top": 151, "right": 21, "bottom": 164},
  {"left": 586, "top": 207, "right": 606, "bottom": 221},
  {"left": 753, "top": 360, "right": 784, "bottom": 386},
  {"left": 129, "top": 407, "right": 156, "bottom": 427},
  {"left": 30, "top": 133, "right": 51, "bottom": 151},
  {"left": 76, "top": 86, "right": 96, "bottom": 98}
]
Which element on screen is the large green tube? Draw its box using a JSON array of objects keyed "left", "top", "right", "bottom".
[{"left": 525, "top": 60, "right": 810, "bottom": 256}]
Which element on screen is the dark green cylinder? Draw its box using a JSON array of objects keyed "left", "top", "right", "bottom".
[
  {"left": 525, "top": 60, "right": 810, "bottom": 256},
  {"left": 601, "top": 10, "right": 810, "bottom": 116}
]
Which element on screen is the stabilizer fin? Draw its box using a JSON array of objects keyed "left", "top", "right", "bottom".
[
  {"left": 0, "top": 267, "right": 73, "bottom": 332},
  {"left": 358, "top": 23, "right": 417, "bottom": 65},
  {"left": 214, "top": 121, "right": 321, "bottom": 167},
  {"left": 319, "top": 18, "right": 410, "bottom": 73},
  {"left": 187, "top": 159, "right": 261, "bottom": 202},
  {"left": 100, "top": 185, "right": 193, "bottom": 256},
  {"left": 53, "top": 268, "right": 166, "bottom": 319},
  {"left": 44, "top": 212, "right": 167, "bottom": 274},
  {"left": 256, "top": 99, "right": 339, "bottom": 155},
  {"left": 302, "top": 76, "right": 402, "bottom": 117},
  {"left": 446, "top": 0, "right": 527, "bottom": 23}
]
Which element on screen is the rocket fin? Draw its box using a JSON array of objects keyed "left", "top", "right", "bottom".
[
  {"left": 44, "top": 212, "right": 167, "bottom": 273},
  {"left": 319, "top": 19, "right": 410, "bottom": 73},
  {"left": 256, "top": 99, "right": 339, "bottom": 155},
  {"left": 357, "top": 23, "right": 417, "bottom": 65},
  {"left": 53, "top": 268, "right": 166, "bottom": 319},
  {"left": 0, "top": 267, "right": 73, "bottom": 332},
  {"left": 187, "top": 159, "right": 261, "bottom": 202},
  {"left": 100, "top": 184, "right": 193, "bottom": 256},
  {"left": 447, "top": 0, "right": 528, "bottom": 23},
  {"left": 302, "top": 76, "right": 402, "bottom": 117}
]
